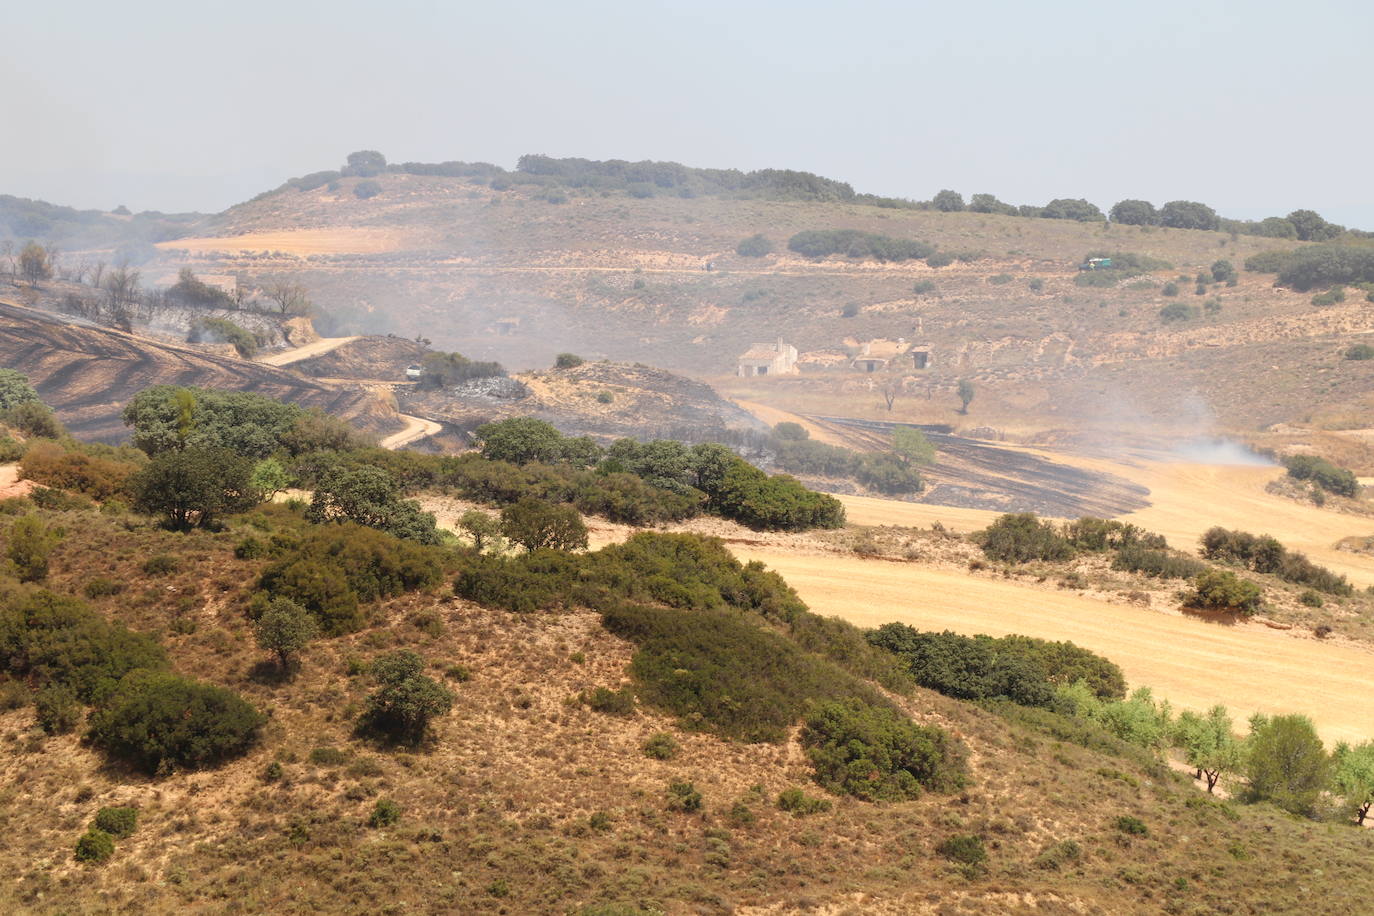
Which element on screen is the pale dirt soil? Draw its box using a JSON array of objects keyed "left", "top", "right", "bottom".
[
  {"left": 258, "top": 336, "right": 360, "bottom": 367},
  {"left": 377, "top": 414, "right": 443, "bottom": 450},
  {"left": 157, "top": 229, "right": 410, "bottom": 256}
]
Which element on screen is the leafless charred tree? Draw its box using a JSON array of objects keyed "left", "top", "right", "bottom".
[
  {"left": 881, "top": 377, "right": 901, "bottom": 412},
  {"left": 265, "top": 280, "right": 311, "bottom": 315},
  {"left": 104, "top": 264, "right": 141, "bottom": 331}
]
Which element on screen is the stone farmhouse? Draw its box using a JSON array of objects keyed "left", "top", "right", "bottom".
[{"left": 737, "top": 338, "right": 799, "bottom": 377}]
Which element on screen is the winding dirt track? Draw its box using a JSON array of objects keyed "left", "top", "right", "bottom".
[
  {"left": 737, "top": 545, "right": 1374, "bottom": 745},
  {"left": 378, "top": 415, "right": 442, "bottom": 450}
]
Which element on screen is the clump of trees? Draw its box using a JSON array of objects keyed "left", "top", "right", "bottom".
[{"left": 418, "top": 352, "right": 506, "bottom": 388}]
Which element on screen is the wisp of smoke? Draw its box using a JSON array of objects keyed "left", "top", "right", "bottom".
[{"left": 1169, "top": 437, "right": 1274, "bottom": 466}]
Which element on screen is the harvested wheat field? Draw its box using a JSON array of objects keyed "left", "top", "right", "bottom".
[{"left": 736, "top": 545, "right": 1374, "bottom": 745}]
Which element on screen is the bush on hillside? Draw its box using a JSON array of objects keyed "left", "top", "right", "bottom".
[
  {"left": 1344, "top": 343, "right": 1374, "bottom": 361},
  {"left": 19, "top": 440, "right": 140, "bottom": 501},
  {"left": 357, "top": 650, "right": 454, "bottom": 745},
  {"left": 1201, "top": 525, "right": 1352, "bottom": 595},
  {"left": 1112, "top": 544, "right": 1206, "bottom": 579},
  {"left": 307, "top": 463, "right": 440, "bottom": 544},
  {"left": 87, "top": 670, "right": 265, "bottom": 774},
  {"left": 1109, "top": 199, "right": 1158, "bottom": 225},
  {"left": 1282, "top": 454, "right": 1357, "bottom": 497},
  {"left": 787, "top": 229, "right": 934, "bottom": 262},
  {"left": 92, "top": 807, "right": 138, "bottom": 839},
  {"left": 259, "top": 524, "right": 444, "bottom": 634},
  {"left": 500, "top": 498, "right": 588, "bottom": 552},
  {"left": 417, "top": 351, "right": 506, "bottom": 387},
  {"left": 1187, "top": 569, "right": 1263, "bottom": 616},
  {"left": 801, "top": 698, "right": 966, "bottom": 800},
  {"left": 0, "top": 589, "right": 166, "bottom": 701},
  {"left": 1159, "top": 200, "right": 1220, "bottom": 231},
  {"left": 975, "top": 513, "right": 1073, "bottom": 563},
  {"left": 74, "top": 829, "right": 114, "bottom": 864},
  {"left": 187, "top": 318, "right": 258, "bottom": 358},
  {"left": 1244, "top": 714, "right": 1329, "bottom": 816},
  {"left": 735, "top": 234, "right": 773, "bottom": 257}
]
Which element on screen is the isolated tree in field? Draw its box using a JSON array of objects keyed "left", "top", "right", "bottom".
[
  {"left": 253, "top": 596, "right": 318, "bottom": 672},
  {"left": 892, "top": 427, "right": 936, "bottom": 466},
  {"left": 265, "top": 281, "right": 311, "bottom": 316},
  {"left": 0, "top": 369, "right": 41, "bottom": 410},
  {"left": 500, "top": 498, "right": 588, "bottom": 552},
  {"left": 19, "top": 241, "right": 52, "bottom": 285},
  {"left": 554, "top": 352, "right": 584, "bottom": 369},
  {"left": 957, "top": 379, "right": 975, "bottom": 414},
  {"left": 129, "top": 447, "right": 259, "bottom": 529},
  {"left": 881, "top": 378, "right": 901, "bottom": 412},
  {"left": 1211, "top": 259, "right": 1237, "bottom": 284},
  {"left": 7, "top": 514, "right": 61, "bottom": 582},
  {"left": 457, "top": 509, "right": 502, "bottom": 552},
  {"left": 1173, "top": 705, "right": 1243, "bottom": 794},
  {"left": 359, "top": 650, "right": 453, "bottom": 745},
  {"left": 1332, "top": 741, "right": 1374, "bottom": 825},
  {"left": 1244, "top": 713, "right": 1329, "bottom": 816}
]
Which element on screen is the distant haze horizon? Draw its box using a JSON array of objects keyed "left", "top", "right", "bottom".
[{"left": 3, "top": 0, "right": 1371, "bottom": 228}]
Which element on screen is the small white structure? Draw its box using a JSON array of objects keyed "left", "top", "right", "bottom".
[
  {"left": 405, "top": 364, "right": 423, "bottom": 380},
  {"left": 737, "top": 338, "right": 799, "bottom": 377}
]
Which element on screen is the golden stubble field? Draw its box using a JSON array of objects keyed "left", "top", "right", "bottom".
[{"left": 733, "top": 454, "right": 1374, "bottom": 744}]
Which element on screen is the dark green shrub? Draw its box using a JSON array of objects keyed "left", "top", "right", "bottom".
[
  {"left": 7, "top": 514, "right": 60, "bottom": 582},
  {"left": 1201, "top": 524, "right": 1352, "bottom": 594},
  {"left": 1283, "top": 455, "right": 1357, "bottom": 498},
  {"left": 35, "top": 685, "right": 81, "bottom": 734},
  {"left": 1113, "top": 545, "right": 1206, "bottom": 580},
  {"left": 368, "top": 798, "right": 402, "bottom": 828},
  {"left": 1162, "top": 282, "right": 1179, "bottom": 296},
  {"left": 801, "top": 698, "right": 965, "bottom": 800},
  {"left": 595, "top": 391, "right": 613, "bottom": 404},
  {"left": 665, "top": 781, "right": 703, "bottom": 812},
  {"left": 1298, "top": 589, "right": 1324, "bottom": 608},
  {"left": 187, "top": 317, "right": 258, "bottom": 358},
  {"left": 92, "top": 806, "right": 138, "bottom": 839},
  {"left": 1211, "top": 259, "right": 1237, "bottom": 283},
  {"left": 1160, "top": 302, "right": 1199, "bottom": 322},
  {"left": 0, "top": 590, "right": 165, "bottom": 701},
  {"left": 141, "top": 554, "right": 179, "bottom": 576},
  {"left": 122, "top": 386, "right": 302, "bottom": 459},
  {"left": 975, "top": 513, "right": 1072, "bottom": 563},
  {"left": 74, "top": 829, "right": 115, "bottom": 864},
  {"left": 642, "top": 732, "right": 680, "bottom": 760},
  {"left": 354, "top": 180, "right": 381, "bottom": 199},
  {"left": 735, "top": 234, "right": 773, "bottom": 257},
  {"left": 776, "top": 787, "right": 831, "bottom": 815},
  {"left": 88, "top": 670, "right": 265, "bottom": 773},
  {"left": 1187, "top": 569, "right": 1263, "bottom": 616},
  {"left": 925, "top": 252, "right": 954, "bottom": 268},
  {"left": 83, "top": 577, "right": 123, "bottom": 598},
  {"left": 1345, "top": 343, "right": 1374, "bottom": 360},
  {"left": 1312, "top": 287, "right": 1347, "bottom": 307},
  {"left": 309, "top": 746, "right": 348, "bottom": 766},
  {"left": 1034, "top": 839, "right": 1082, "bottom": 870},
  {"left": 585, "top": 685, "right": 635, "bottom": 716},
  {"left": 554, "top": 352, "right": 585, "bottom": 369},
  {"left": 307, "top": 463, "right": 439, "bottom": 544},
  {"left": 358, "top": 650, "right": 454, "bottom": 745},
  {"left": 259, "top": 524, "right": 444, "bottom": 634},
  {"left": 787, "top": 229, "right": 933, "bottom": 262},
  {"left": 1114, "top": 815, "right": 1148, "bottom": 836},
  {"left": 913, "top": 279, "right": 938, "bottom": 294},
  {"left": 936, "top": 834, "right": 987, "bottom": 870},
  {"left": 1274, "top": 245, "right": 1374, "bottom": 291},
  {"left": 263, "top": 761, "right": 284, "bottom": 782}
]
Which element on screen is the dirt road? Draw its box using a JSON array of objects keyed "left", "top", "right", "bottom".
[
  {"left": 379, "top": 415, "right": 442, "bottom": 450},
  {"left": 737, "top": 545, "right": 1374, "bottom": 744},
  {"left": 259, "top": 336, "right": 360, "bottom": 367}
]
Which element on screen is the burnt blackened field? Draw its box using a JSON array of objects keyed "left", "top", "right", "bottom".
[{"left": 814, "top": 415, "right": 1150, "bottom": 517}]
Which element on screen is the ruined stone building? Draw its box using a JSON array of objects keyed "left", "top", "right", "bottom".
[{"left": 737, "top": 338, "right": 799, "bottom": 377}]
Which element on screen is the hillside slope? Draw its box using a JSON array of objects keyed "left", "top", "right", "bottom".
[
  {"left": 130, "top": 168, "right": 1374, "bottom": 435},
  {"left": 0, "top": 300, "right": 395, "bottom": 441}
]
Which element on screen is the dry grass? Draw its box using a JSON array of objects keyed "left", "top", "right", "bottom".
[{"left": 5, "top": 504, "right": 1374, "bottom": 913}]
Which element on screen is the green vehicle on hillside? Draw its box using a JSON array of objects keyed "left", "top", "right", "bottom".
[{"left": 1078, "top": 256, "right": 1114, "bottom": 271}]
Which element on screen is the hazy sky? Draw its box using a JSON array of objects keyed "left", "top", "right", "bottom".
[{"left": 4, "top": 0, "right": 1371, "bottom": 226}]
